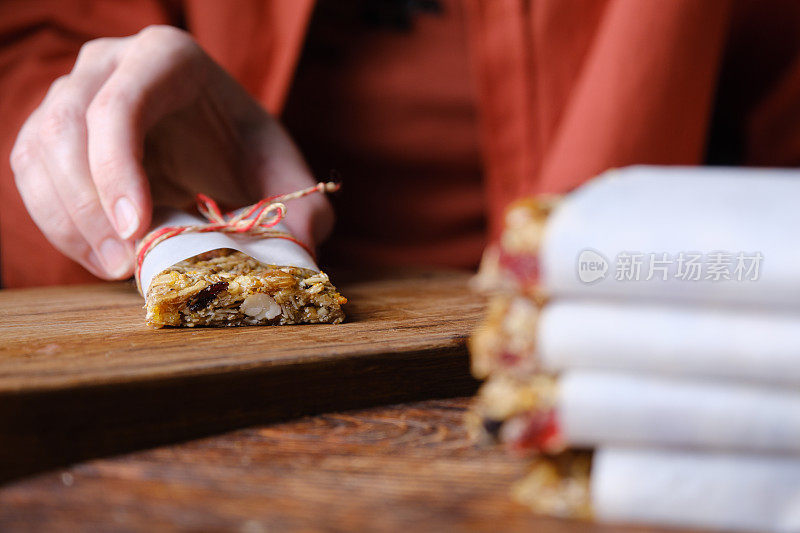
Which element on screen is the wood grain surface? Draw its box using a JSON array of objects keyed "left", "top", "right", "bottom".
[
  {"left": 0, "top": 271, "right": 481, "bottom": 482},
  {"left": 0, "top": 398, "right": 692, "bottom": 533}
]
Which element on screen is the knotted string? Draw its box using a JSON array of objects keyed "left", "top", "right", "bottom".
[{"left": 135, "top": 181, "right": 340, "bottom": 290}]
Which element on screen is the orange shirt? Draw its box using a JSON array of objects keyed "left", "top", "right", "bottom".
[{"left": 282, "top": 0, "right": 486, "bottom": 270}]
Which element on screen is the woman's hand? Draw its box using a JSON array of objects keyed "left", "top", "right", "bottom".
[{"left": 10, "top": 25, "right": 332, "bottom": 279}]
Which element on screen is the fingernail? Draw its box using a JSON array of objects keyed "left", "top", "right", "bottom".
[
  {"left": 114, "top": 197, "right": 139, "bottom": 239},
  {"left": 100, "top": 238, "right": 132, "bottom": 278},
  {"left": 86, "top": 250, "right": 104, "bottom": 275}
]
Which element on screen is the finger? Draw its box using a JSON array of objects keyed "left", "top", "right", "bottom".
[
  {"left": 38, "top": 38, "right": 135, "bottom": 277},
  {"left": 248, "top": 119, "right": 335, "bottom": 248},
  {"left": 87, "top": 26, "right": 204, "bottom": 242},
  {"left": 11, "top": 130, "right": 111, "bottom": 279}
]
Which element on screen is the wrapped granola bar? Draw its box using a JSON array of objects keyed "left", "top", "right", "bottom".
[
  {"left": 469, "top": 370, "right": 800, "bottom": 456},
  {"left": 137, "top": 184, "right": 346, "bottom": 328},
  {"left": 514, "top": 447, "right": 800, "bottom": 533},
  {"left": 144, "top": 249, "right": 345, "bottom": 328},
  {"left": 472, "top": 297, "right": 800, "bottom": 386}
]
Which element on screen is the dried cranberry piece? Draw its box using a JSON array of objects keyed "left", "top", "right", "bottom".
[
  {"left": 499, "top": 350, "right": 522, "bottom": 367},
  {"left": 187, "top": 281, "right": 228, "bottom": 311},
  {"left": 499, "top": 250, "right": 540, "bottom": 286},
  {"left": 511, "top": 409, "right": 563, "bottom": 454}
]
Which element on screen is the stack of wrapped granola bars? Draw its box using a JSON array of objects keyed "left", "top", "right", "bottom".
[{"left": 468, "top": 166, "right": 800, "bottom": 532}]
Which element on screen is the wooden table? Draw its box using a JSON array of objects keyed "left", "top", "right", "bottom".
[
  {"left": 0, "top": 272, "right": 692, "bottom": 531},
  {"left": 0, "top": 271, "right": 480, "bottom": 481},
  {"left": 0, "top": 397, "right": 680, "bottom": 532}
]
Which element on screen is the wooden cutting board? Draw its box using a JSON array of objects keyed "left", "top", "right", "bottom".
[{"left": 0, "top": 270, "right": 482, "bottom": 482}]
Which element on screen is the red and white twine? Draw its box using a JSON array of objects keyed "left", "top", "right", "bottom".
[{"left": 135, "top": 181, "right": 340, "bottom": 289}]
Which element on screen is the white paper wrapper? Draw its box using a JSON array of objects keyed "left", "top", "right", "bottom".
[
  {"left": 540, "top": 165, "right": 800, "bottom": 309},
  {"left": 138, "top": 207, "right": 318, "bottom": 296},
  {"left": 557, "top": 371, "right": 800, "bottom": 454},
  {"left": 537, "top": 300, "right": 800, "bottom": 386},
  {"left": 593, "top": 447, "right": 800, "bottom": 533}
]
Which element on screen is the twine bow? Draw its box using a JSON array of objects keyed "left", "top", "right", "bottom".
[{"left": 135, "top": 181, "right": 340, "bottom": 290}]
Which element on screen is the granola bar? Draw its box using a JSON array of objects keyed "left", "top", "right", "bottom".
[
  {"left": 469, "top": 295, "right": 541, "bottom": 379},
  {"left": 145, "top": 249, "right": 346, "bottom": 328},
  {"left": 512, "top": 450, "right": 593, "bottom": 520},
  {"left": 465, "top": 374, "right": 564, "bottom": 455},
  {"left": 471, "top": 195, "right": 560, "bottom": 296}
]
